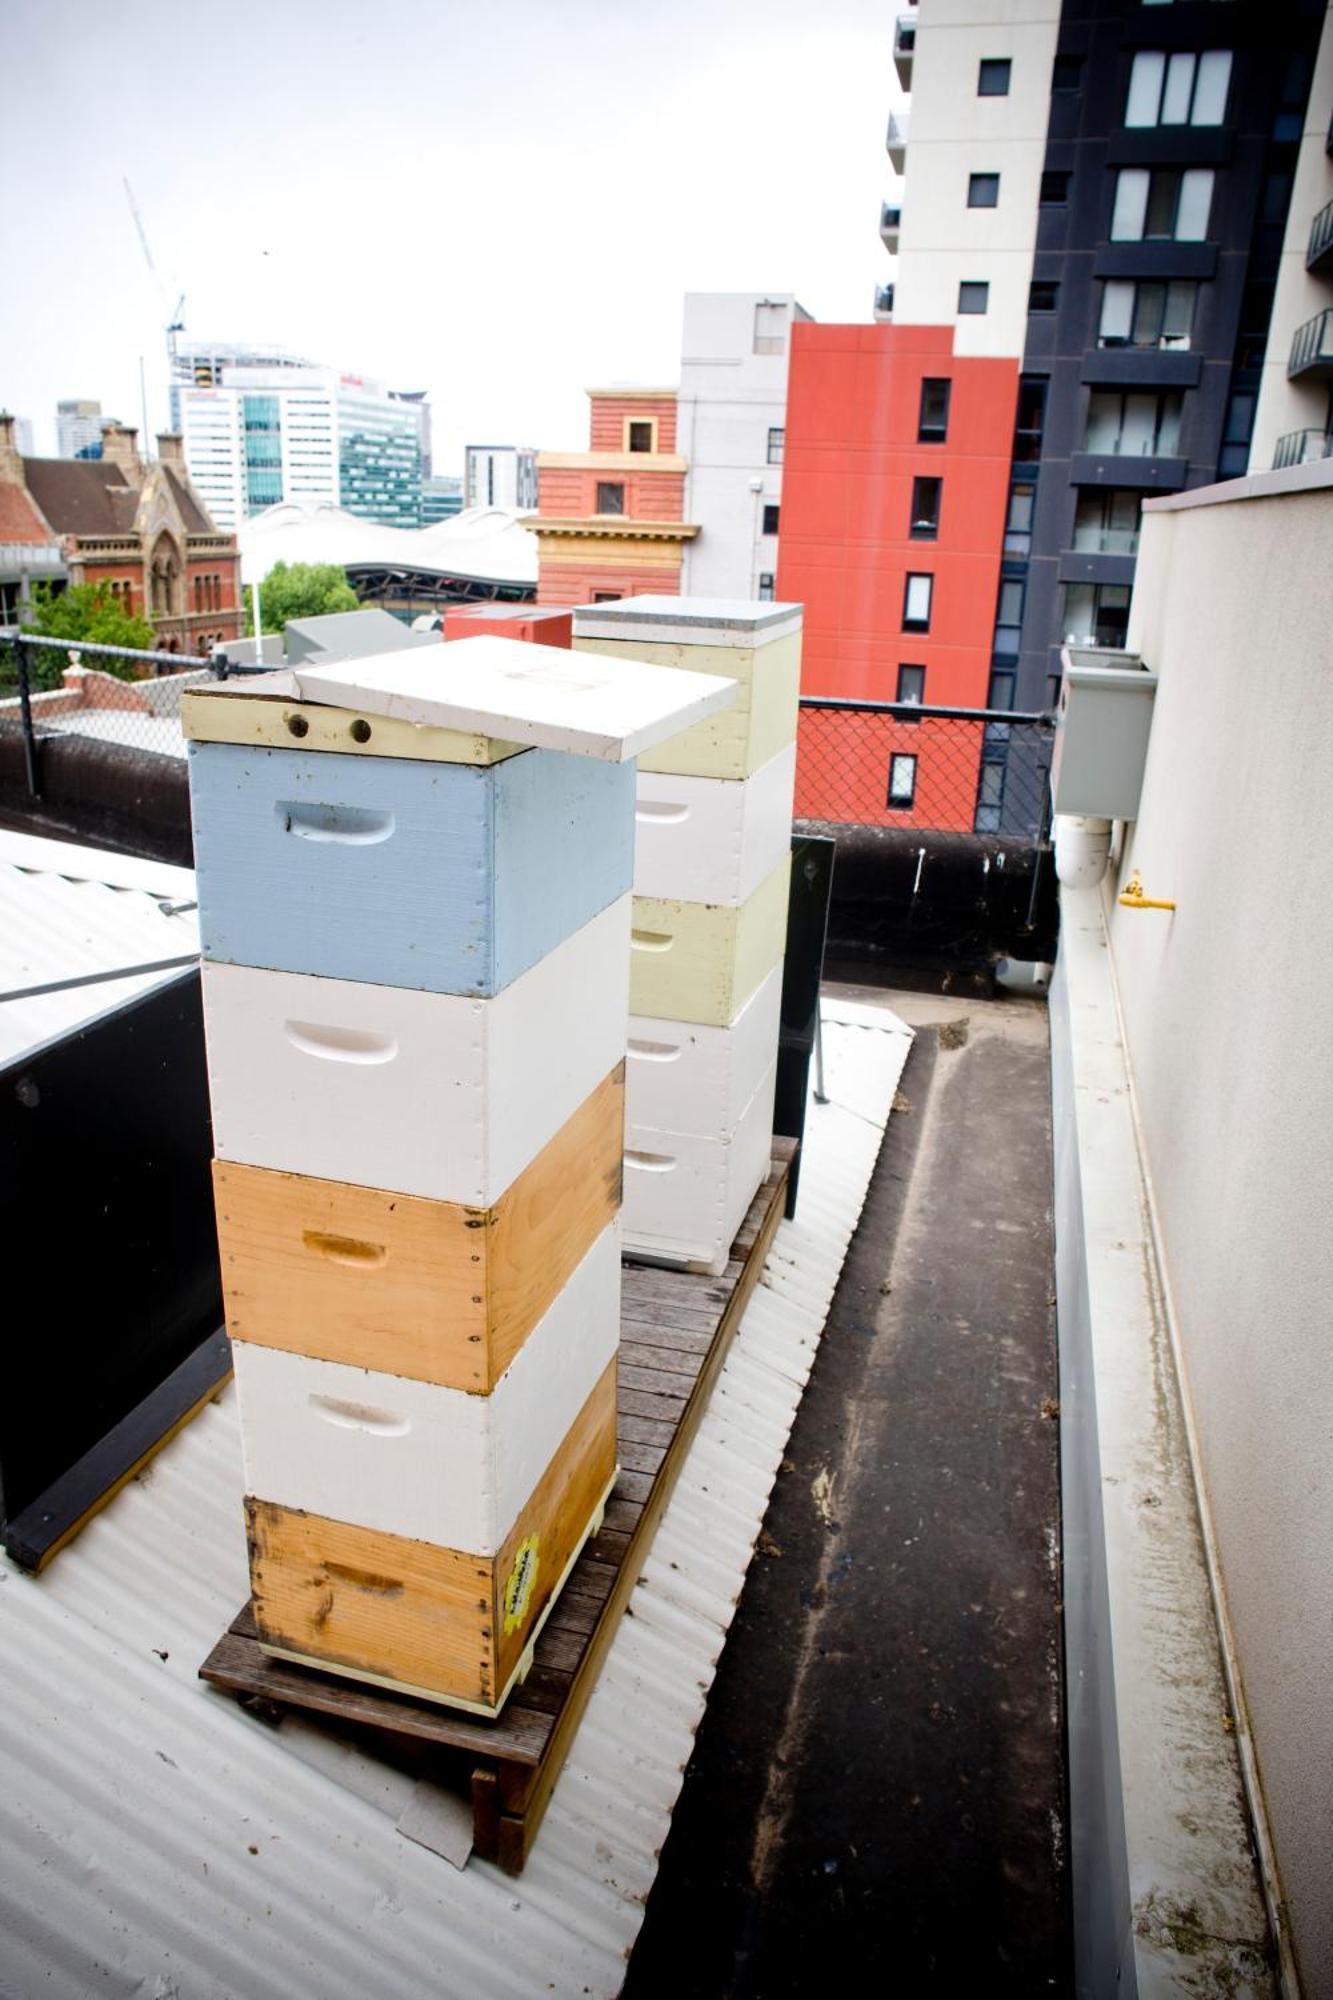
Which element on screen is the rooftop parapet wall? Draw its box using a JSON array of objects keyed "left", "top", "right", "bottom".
[{"left": 1103, "top": 459, "right": 1333, "bottom": 1993}]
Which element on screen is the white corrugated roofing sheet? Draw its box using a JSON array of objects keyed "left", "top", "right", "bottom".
[
  {"left": 0, "top": 831, "right": 200, "bottom": 1065},
  {"left": 0, "top": 997, "right": 911, "bottom": 1999}
]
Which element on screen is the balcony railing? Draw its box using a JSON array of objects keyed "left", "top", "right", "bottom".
[
  {"left": 1308, "top": 197, "right": 1333, "bottom": 273},
  {"left": 1071, "top": 525, "right": 1140, "bottom": 556},
  {"left": 1272, "top": 427, "right": 1333, "bottom": 469},
  {"left": 1289, "top": 307, "right": 1333, "bottom": 379},
  {"left": 894, "top": 15, "right": 915, "bottom": 88},
  {"left": 880, "top": 203, "right": 902, "bottom": 250},
  {"left": 886, "top": 112, "right": 909, "bottom": 171},
  {"left": 874, "top": 283, "right": 896, "bottom": 320}
]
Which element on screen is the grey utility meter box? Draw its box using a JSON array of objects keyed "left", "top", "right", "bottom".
[{"left": 1050, "top": 646, "right": 1158, "bottom": 820}]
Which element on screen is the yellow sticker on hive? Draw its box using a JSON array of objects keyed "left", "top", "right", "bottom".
[{"left": 503, "top": 1535, "right": 540, "bottom": 1635}]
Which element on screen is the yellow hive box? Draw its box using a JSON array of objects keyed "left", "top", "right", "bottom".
[{"left": 630, "top": 855, "right": 791, "bottom": 1027}]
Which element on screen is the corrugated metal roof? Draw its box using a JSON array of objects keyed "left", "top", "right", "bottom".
[
  {"left": 0, "top": 831, "right": 199, "bottom": 1065},
  {"left": 0, "top": 997, "right": 911, "bottom": 1999}
]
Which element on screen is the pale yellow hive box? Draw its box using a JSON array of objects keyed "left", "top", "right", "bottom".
[{"left": 571, "top": 597, "right": 802, "bottom": 780}]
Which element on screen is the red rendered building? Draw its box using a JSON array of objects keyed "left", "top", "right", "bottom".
[{"left": 777, "top": 324, "right": 1017, "bottom": 830}]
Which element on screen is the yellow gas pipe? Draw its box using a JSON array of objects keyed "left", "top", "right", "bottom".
[{"left": 1118, "top": 869, "right": 1176, "bottom": 912}]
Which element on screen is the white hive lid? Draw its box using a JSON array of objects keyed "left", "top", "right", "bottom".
[
  {"left": 571, "top": 594, "right": 803, "bottom": 648},
  {"left": 291, "top": 634, "right": 737, "bottom": 763}
]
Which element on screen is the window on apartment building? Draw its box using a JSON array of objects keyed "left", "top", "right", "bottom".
[
  {"left": 1072, "top": 489, "right": 1142, "bottom": 555},
  {"left": 1040, "top": 171, "right": 1071, "bottom": 205},
  {"left": 1217, "top": 391, "right": 1256, "bottom": 477},
  {"left": 627, "top": 420, "right": 654, "bottom": 452},
  {"left": 1273, "top": 53, "right": 1314, "bottom": 142},
  {"left": 918, "top": 378, "right": 952, "bottom": 442},
  {"left": 1052, "top": 54, "right": 1084, "bottom": 90},
  {"left": 1099, "top": 278, "right": 1197, "bottom": 349},
  {"left": 993, "top": 577, "right": 1025, "bottom": 656},
  {"left": 978, "top": 58, "right": 1011, "bottom": 95},
  {"left": 1013, "top": 378, "right": 1048, "bottom": 462},
  {"left": 1029, "top": 280, "right": 1060, "bottom": 312},
  {"left": 975, "top": 756, "right": 1007, "bottom": 832},
  {"left": 987, "top": 667, "right": 1017, "bottom": 710},
  {"left": 896, "top": 663, "right": 926, "bottom": 716},
  {"left": 592, "top": 591, "right": 622, "bottom": 602},
  {"left": 1111, "top": 167, "right": 1214, "bottom": 241},
  {"left": 903, "top": 572, "right": 934, "bottom": 632},
  {"left": 958, "top": 281, "right": 990, "bottom": 314},
  {"left": 767, "top": 427, "right": 785, "bottom": 464},
  {"left": 596, "top": 481, "right": 626, "bottom": 515},
  {"left": 1004, "top": 482, "right": 1036, "bottom": 556},
  {"left": 887, "top": 753, "right": 918, "bottom": 809},
  {"left": 1125, "top": 49, "right": 1232, "bottom": 128},
  {"left": 1084, "top": 389, "right": 1184, "bottom": 456},
  {"left": 910, "top": 477, "right": 942, "bottom": 538},
  {"left": 1063, "top": 581, "right": 1132, "bottom": 647},
  {"left": 758, "top": 573, "right": 776, "bottom": 601},
  {"left": 762, "top": 503, "right": 781, "bottom": 536},
  {"left": 968, "top": 173, "right": 1001, "bottom": 208},
  {"left": 754, "top": 301, "right": 787, "bottom": 355}
]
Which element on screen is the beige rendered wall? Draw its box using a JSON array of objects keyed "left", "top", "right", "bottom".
[
  {"left": 1110, "top": 463, "right": 1333, "bottom": 1992},
  {"left": 895, "top": 0, "right": 1060, "bottom": 358}
]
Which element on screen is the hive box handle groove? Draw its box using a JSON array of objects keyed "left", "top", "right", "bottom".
[
  {"left": 302, "top": 1230, "right": 389, "bottom": 1269},
  {"left": 625, "top": 1150, "right": 678, "bottom": 1173},
  {"left": 309, "top": 1394, "right": 410, "bottom": 1436},
  {"left": 278, "top": 801, "right": 396, "bottom": 845},
  {"left": 627, "top": 1038, "right": 681, "bottom": 1062},
  {"left": 635, "top": 802, "right": 690, "bottom": 824},
  {"left": 283, "top": 1022, "right": 399, "bottom": 1064},
  {"left": 631, "top": 931, "right": 674, "bottom": 953}
]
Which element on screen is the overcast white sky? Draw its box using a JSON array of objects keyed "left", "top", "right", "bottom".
[{"left": 1, "top": 0, "right": 899, "bottom": 473}]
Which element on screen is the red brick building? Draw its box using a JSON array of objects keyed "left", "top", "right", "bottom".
[
  {"left": 0, "top": 414, "right": 241, "bottom": 653},
  {"left": 526, "top": 390, "right": 698, "bottom": 606},
  {"left": 776, "top": 324, "right": 1018, "bottom": 830}
]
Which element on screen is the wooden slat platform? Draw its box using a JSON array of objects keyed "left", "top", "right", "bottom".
[{"left": 200, "top": 1138, "right": 796, "bottom": 1874}]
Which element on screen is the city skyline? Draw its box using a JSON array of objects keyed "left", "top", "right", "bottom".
[{"left": 0, "top": 0, "right": 899, "bottom": 473}]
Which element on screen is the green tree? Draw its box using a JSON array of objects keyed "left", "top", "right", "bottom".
[
  {"left": 247, "top": 561, "right": 359, "bottom": 635},
  {"left": 21, "top": 581, "right": 156, "bottom": 688}
]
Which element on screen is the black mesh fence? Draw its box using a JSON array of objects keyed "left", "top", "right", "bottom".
[{"left": 795, "top": 698, "right": 1055, "bottom": 843}]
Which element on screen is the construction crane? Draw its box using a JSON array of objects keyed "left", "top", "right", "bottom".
[{"left": 123, "top": 178, "right": 186, "bottom": 429}]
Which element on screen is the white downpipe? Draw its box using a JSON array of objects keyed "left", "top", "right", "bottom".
[{"left": 1055, "top": 813, "right": 1113, "bottom": 890}]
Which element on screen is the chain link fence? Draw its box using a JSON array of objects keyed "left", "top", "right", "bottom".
[
  {"left": 0, "top": 633, "right": 218, "bottom": 772},
  {"left": 796, "top": 697, "right": 1055, "bottom": 842}
]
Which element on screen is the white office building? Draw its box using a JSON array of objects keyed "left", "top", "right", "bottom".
[
  {"left": 56, "top": 401, "right": 101, "bottom": 458},
  {"left": 677, "top": 293, "right": 811, "bottom": 601},
  {"left": 179, "top": 357, "right": 425, "bottom": 532},
  {"left": 463, "top": 445, "right": 538, "bottom": 513}
]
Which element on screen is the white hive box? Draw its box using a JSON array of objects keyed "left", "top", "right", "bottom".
[
  {"left": 626, "top": 963, "right": 783, "bottom": 1137},
  {"left": 202, "top": 895, "right": 631, "bottom": 1207},
  {"left": 633, "top": 742, "right": 796, "bottom": 905},
  {"left": 624, "top": 1062, "right": 778, "bottom": 1275}
]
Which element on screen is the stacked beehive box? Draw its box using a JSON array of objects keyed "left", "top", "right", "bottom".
[
  {"left": 182, "top": 640, "right": 732, "bottom": 1716},
  {"left": 571, "top": 598, "right": 801, "bottom": 1276}
]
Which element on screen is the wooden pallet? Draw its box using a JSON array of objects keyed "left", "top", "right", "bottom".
[{"left": 200, "top": 1138, "right": 795, "bottom": 1874}]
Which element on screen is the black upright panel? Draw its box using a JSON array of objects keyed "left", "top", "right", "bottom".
[
  {"left": 774, "top": 835, "right": 836, "bottom": 1215},
  {"left": 0, "top": 969, "right": 222, "bottom": 1530}
]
